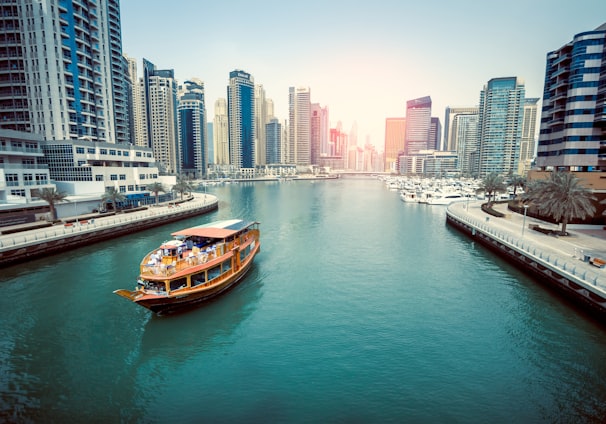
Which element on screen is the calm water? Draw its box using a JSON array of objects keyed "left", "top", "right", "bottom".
[{"left": 2, "top": 178, "right": 606, "bottom": 423}]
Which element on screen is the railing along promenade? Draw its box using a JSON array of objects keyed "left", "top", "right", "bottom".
[
  {"left": 0, "top": 194, "right": 218, "bottom": 266},
  {"left": 446, "top": 201, "right": 606, "bottom": 294}
]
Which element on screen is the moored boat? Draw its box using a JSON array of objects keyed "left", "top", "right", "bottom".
[{"left": 113, "top": 219, "right": 260, "bottom": 314}]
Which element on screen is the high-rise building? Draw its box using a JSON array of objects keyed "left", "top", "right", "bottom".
[
  {"left": 126, "top": 56, "right": 148, "bottom": 148},
  {"left": 477, "top": 77, "right": 525, "bottom": 177},
  {"left": 454, "top": 113, "right": 480, "bottom": 176},
  {"left": 178, "top": 79, "right": 207, "bottom": 179},
  {"left": 518, "top": 98, "right": 539, "bottom": 175},
  {"left": 384, "top": 118, "right": 406, "bottom": 172},
  {"left": 288, "top": 87, "right": 311, "bottom": 166},
  {"left": 311, "top": 103, "right": 329, "bottom": 165},
  {"left": 536, "top": 23, "right": 606, "bottom": 172},
  {"left": 213, "top": 98, "right": 229, "bottom": 165},
  {"left": 141, "top": 60, "right": 179, "bottom": 174},
  {"left": 443, "top": 107, "right": 479, "bottom": 151},
  {"left": 429, "top": 117, "right": 441, "bottom": 151},
  {"left": 255, "top": 85, "right": 268, "bottom": 166},
  {"left": 0, "top": 0, "right": 129, "bottom": 143},
  {"left": 228, "top": 70, "right": 255, "bottom": 169},
  {"left": 405, "top": 96, "right": 432, "bottom": 155},
  {"left": 266, "top": 118, "right": 282, "bottom": 164}
]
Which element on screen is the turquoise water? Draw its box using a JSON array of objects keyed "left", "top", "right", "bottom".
[{"left": 1, "top": 178, "right": 606, "bottom": 423}]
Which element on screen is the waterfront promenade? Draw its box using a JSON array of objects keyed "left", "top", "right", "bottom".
[
  {"left": 447, "top": 200, "right": 606, "bottom": 317},
  {"left": 0, "top": 192, "right": 218, "bottom": 267}
]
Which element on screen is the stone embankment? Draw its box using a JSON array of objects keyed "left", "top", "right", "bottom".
[
  {"left": 0, "top": 193, "right": 218, "bottom": 267},
  {"left": 446, "top": 200, "right": 606, "bottom": 321}
]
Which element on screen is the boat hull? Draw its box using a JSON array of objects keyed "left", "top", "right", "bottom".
[{"left": 125, "top": 247, "right": 258, "bottom": 314}]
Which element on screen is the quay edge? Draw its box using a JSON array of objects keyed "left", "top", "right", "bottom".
[
  {"left": 445, "top": 206, "right": 606, "bottom": 323},
  {"left": 0, "top": 196, "right": 218, "bottom": 268}
]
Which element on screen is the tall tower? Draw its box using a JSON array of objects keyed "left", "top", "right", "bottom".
[
  {"left": 178, "top": 79, "right": 207, "bottom": 179},
  {"left": 443, "top": 106, "right": 479, "bottom": 151},
  {"left": 0, "top": 0, "right": 128, "bottom": 143},
  {"left": 227, "top": 70, "right": 255, "bottom": 169},
  {"left": 518, "top": 98, "right": 539, "bottom": 175},
  {"left": 266, "top": 118, "right": 282, "bottom": 164},
  {"left": 213, "top": 98, "right": 229, "bottom": 165},
  {"left": 310, "top": 103, "right": 329, "bottom": 165},
  {"left": 477, "top": 77, "right": 525, "bottom": 177},
  {"left": 537, "top": 23, "right": 606, "bottom": 172},
  {"left": 255, "top": 85, "right": 268, "bottom": 166},
  {"left": 405, "top": 96, "right": 432, "bottom": 155},
  {"left": 143, "top": 60, "right": 179, "bottom": 174},
  {"left": 288, "top": 87, "right": 311, "bottom": 166},
  {"left": 384, "top": 118, "right": 406, "bottom": 172},
  {"left": 454, "top": 114, "right": 479, "bottom": 176}
]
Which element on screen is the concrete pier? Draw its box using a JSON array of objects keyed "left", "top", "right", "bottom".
[
  {"left": 446, "top": 200, "right": 606, "bottom": 321},
  {"left": 0, "top": 193, "right": 218, "bottom": 267}
]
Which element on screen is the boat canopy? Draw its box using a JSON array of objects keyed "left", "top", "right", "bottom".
[{"left": 171, "top": 219, "right": 256, "bottom": 240}]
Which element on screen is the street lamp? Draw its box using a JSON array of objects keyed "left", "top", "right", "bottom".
[{"left": 521, "top": 204, "right": 529, "bottom": 237}]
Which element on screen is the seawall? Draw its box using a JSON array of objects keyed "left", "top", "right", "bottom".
[
  {"left": 445, "top": 204, "right": 606, "bottom": 322},
  {"left": 0, "top": 194, "right": 218, "bottom": 268}
]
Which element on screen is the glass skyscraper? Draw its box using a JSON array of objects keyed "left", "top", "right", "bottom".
[
  {"left": 536, "top": 23, "right": 606, "bottom": 171},
  {"left": 178, "top": 79, "right": 208, "bottom": 179},
  {"left": 477, "top": 77, "right": 525, "bottom": 177},
  {"left": 227, "top": 70, "right": 255, "bottom": 169}
]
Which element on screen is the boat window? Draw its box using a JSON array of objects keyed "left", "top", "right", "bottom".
[
  {"left": 208, "top": 265, "right": 221, "bottom": 281},
  {"left": 222, "top": 259, "right": 232, "bottom": 273},
  {"left": 191, "top": 272, "right": 206, "bottom": 287},
  {"left": 170, "top": 278, "right": 187, "bottom": 291},
  {"left": 240, "top": 245, "right": 251, "bottom": 262}
]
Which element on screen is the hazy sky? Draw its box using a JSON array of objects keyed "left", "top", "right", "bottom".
[{"left": 120, "top": 1, "right": 606, "bottom": 151}]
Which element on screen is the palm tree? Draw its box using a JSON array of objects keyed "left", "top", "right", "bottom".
[
  {"left": 147, "top": 182, "right": 165, "bottom": 206},
  {"left": 477, "top": 173, "right": 506, "bottom": 206},
  {"left": 172, "top": 177, "right": 194, "bottom": 201},
  {"left": 38, "top": 187, "right": 69, "bottom": 221},
  {"left": 509, "top": 175, "right": 526, "bottom": 198},
  {"left": 101, "top": 187, "right": 126, "bottom": 212},
  {"left": 526, "top": 171, "right": 596, "bottom": 235}
]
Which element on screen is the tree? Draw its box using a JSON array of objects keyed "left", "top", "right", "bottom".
[
  {"left": 38, "top": 187, "right": 69, "bottom": 221},
  {"left": 477, "top": 173, "right": 507, "bottom": 206},
  {"left": 525, "top": 171, "right": 596, "bottom": 235},
  {"left": 172, "top": 177, "right": 194, "bottom": 201},
  {"left": 101, "top": 187, "right": 126, "bottom": 212},
  {"left": 147, "top": 182, "right": 165, "bottom": 206},
  {"left": 509, "top": 175, "right": 526, "bottom": 197}
]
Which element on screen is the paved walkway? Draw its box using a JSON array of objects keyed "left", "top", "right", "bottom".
[
  {"left": 0, "top": 193, "right": 218, "bottom": 251},
  {"left": 447, "top": 200, "right": 606, "bottom": 288}
]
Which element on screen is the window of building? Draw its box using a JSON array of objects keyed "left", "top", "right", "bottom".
[
  {"left": 87, "top": 148, "right": 95, "bottom": 154},
  {"left": 100, "top": 148, "right": 107, "bottom": 154},
  {"left": 128, "top": 185, "right": 134, "bottom": 191},
  {"left": 119, "top": 186, "right": 126, "bottom": 193},
  {"left": 110, "top": 174, "right": 117, "bottom": 181},
  {"left": 95, "top": 175, "right": 104, "bottom": 181},
  {"left": 6, "top": 174, "right": 19, "bottom": 186},
  {"left": 76, "top": 147, "right": 85, "bottom": 154},
  {"left": 10, "top": 189, "right": 25, "bottom": 197},
  {"left": 109, "top": 149, "right": 116, "bottom": 155},
  {"left": 35, "top": 174, "right": 48, "bottom": 184},
  {"left": 23, "top": 174, "right": 34, "bottom": 186},
  {"left": 119, "top": 174, "right": 126, "bottom": 180}
]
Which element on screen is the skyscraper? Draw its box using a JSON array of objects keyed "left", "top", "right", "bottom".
[
  {"left": 141, "top": 60, "right": 179, "bottom": 174},
  {"left": 405, "top": 96, "right": 432, "bottom": 155},
  {"left": 443, "top": 107, "right": 479, "bottom": 152},
  {"left": 288, "top": 87, "right": 311, "bottom": 166},
  {"left": 454, "top": 114, "right": 479, "bottom": 176},
  {"left": 536, "top": 23, "right": 606, "bottom": 172},
  {"left": 477, "top": 77, "right": 525, "bottom": 177},
  {"left": 0, "top": 0, "right": 129, "bottom": 143},
  {"left": 384, "top": 117, "right": 406, "bottom": 172},
  {"left": 255, "top": 85, "right": 268, "bottom": 166},
  {"left": 213, "top": 98, "right": 229, "bottom": 165},
  {"left": 518, "top": 98, "right": 539, "bottom": 175},
  {"left": 178, "top": 79, "right": 207, "bottom": 179},
  {"left": 227, "top": 70, "right": 255, "bottom": 169},
  {"left": 311, "top": 103, "right": 329, "bottom": 165},
  {"left": 266, "top": 118, "right": 282, "bottom": 165}
]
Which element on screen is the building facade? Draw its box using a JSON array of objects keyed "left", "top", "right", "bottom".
[
  {"left": 443, "top": 107, "right": 479, "bottom": 152},
  {"left": 384, "top": 117, "right": 406, "bottom": 173},
  {"left": 227, "top": 70, "right": 255, "bottom": 169},
  {"left": 477, "top": 77, "right": 525, "bottom": 177},
  {"left": 288, "top": 87, "right": 311, "bottom": 166},
  {"left": 178, "top": 79, "right": 207, "bottom": 179},
  {"left": 518, "top": 98, "right": 539, "bottom": 175},
  {"left": 266, "top": 118, "right": 282, "bottom": 165},
  {"left": 0, "top": 0, "right": 129, "bottom": 143},
  {"left": 536, "top": 23, "right": 606, "bottom": 172},
  {"left": 405, "top": 96, "right": 432, "bottom": 155},
  {"left": 213, "top": 98, "right": 229, "bottom": 165}
]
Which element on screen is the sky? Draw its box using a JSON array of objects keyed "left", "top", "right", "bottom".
[{"left": 119, "top": 0, "right": 606, "bottom": 152}]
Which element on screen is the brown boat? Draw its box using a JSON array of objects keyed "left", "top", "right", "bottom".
[{"left": 114, "top": 219, "right": 260, "bottom": 314}]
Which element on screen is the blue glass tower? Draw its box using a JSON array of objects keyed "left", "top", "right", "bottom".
[
  {"left": 227, "top": 70, "right": 255, "bottom": 169},
  {"left": 178, "top": 80, "right": 207, "bottom": 178}
]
